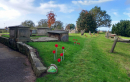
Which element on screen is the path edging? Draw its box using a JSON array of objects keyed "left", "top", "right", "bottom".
[{"left": 0, "top": 36, "right": 47, "bottom": 77}]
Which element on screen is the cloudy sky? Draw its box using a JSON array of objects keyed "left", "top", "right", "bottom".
[{"left": 0, "top": 0, "right": 130, "bottom": 31}]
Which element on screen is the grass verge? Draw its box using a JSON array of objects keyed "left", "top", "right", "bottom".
[{"left": 26, "top": 33, "right": 130, "bottom": 82}]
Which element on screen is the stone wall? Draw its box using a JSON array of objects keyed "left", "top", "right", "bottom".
[
  {"left": 37, "top": 28, "right": 52, "bottom": 36},
  {"left": 0, "top": 36, "right": 47, "bottom": 77}
]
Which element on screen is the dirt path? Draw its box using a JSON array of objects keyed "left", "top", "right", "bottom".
[{"left": 0, "top": 43, "right": 36, "bottom": 82}]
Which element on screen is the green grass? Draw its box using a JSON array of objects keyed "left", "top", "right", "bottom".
[
  {"left": 1, "top": 34, "right": 47, "bottom": 39},
  {"left": 0, "top": 32, "right": 9, "bottom": 34},
  {"left": 1, "top": 34, "right": 9, "bottom": 38},
  {"left": 30, "top": 35, "right": 47, "bottom": 39},
  {"left": 118, "top": 35, "right": 130, "bottom": 39},
  {"left": 26, "top": 33, "right": 130, "bottom": 82}
]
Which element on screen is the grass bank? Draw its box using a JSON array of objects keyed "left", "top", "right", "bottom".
[{"left": 26, "top": 33, "right": 130, "bottom": 82}]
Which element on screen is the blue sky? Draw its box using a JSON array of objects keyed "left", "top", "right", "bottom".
[{"left": 0, "top": 0, "right": 130, "bottom": 31}]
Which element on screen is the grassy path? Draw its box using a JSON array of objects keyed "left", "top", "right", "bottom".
[{"left": 27, "top": 33, "right": 130, "bottom": 82}]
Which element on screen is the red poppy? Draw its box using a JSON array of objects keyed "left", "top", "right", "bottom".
[
  {"left": 55, "top": 44, "right": 58, "bottom": 47},
  {"left": 77, "top": 43, "right": 78, "bottom": 44},
  {"left": 76, "top": 39, "right": 77, "bottom": 41},
  {"left": 79, "top": 43, "right": 80, "bottom": 45},
  {"left": 52, "top": 50, "right": 56, "bottom": 54},
  {"left": 74, "top": 42, "right": 76, "bottom": 44},
  {"left": 73, "top": 39, "right": 75, "bottom": 41},
  {"left": 57, "top": 58, "right": 61, "bottom": 62},
  {"left": 60, "top": 53, "right": 63, "bottom": 56},
  {"left": 62, "top": 47, "right": 65, "bottom": 49}
]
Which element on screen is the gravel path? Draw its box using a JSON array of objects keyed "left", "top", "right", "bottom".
[{"left": 0, "top": 43, "right": 36, "bottom": 82}]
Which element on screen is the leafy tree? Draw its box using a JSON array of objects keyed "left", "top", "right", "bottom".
[
  {"left": 38, "top": 19, "right": 48, "bottom": 27},
  {"left": 46, "top": 11, "right": 56, "bottom": 28},
  {"left": 65, "top": 24, "right": 70, "bottom": 30},
  {"left": 21, "top": 20, "right": 35, "bottom": 29},
  {"left": 52, "top": 21, "right": 64, "bottom": 30},
  {"left": 111, "top": 24, "right": 116, "bottom": 34},
  {"left": 65, "top": 24, "right": 75, "bottom": 30},
  {"left": 111, "top": 20, "right": 130, "bottom": 37},
  {"left": 89, "top": 6, "right": 112, "bottom": 28},
  {"left": 70, "top": 24, "right": 75, "bottom": 29},
  {"left": 77, "top": 10, "right": 97, "bottom": 32}
]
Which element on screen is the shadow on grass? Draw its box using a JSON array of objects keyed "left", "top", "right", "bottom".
[{"left": 111, "top": 51, "right": 130, "bottom": 59}]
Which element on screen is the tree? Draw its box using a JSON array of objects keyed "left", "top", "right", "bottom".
[
  {"left": 21, "top": 20, "right": 35, "bottom": 29},
  {"left": 46, "top": 11, "right": 56, "bottom": 28},
  {"left": 52, "top": 21, "right": 64, "bottom": 30},
  {"left": 65, "top": 24, "right": 70, "bottom": 30},
  {"left": 111, "top": 20, "right": 130, "bottom": 37},
  {"left": 89, "top": 6, "right": 112, "bottom": 28},
  {"left": 38, "top": 19, "right": 48, "bottom": 27},
  {"left": 65, "top": 24, "right": 75, "bottom": 30},
  {"left": 77, "top": 10, "right": 97, "bottom": 32}
]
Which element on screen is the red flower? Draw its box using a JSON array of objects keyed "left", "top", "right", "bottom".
[
  {"left": 76, "top": 39, "right": 77, "bottom": 41},
  {"left": 73, "top": 39, "right": 75, "bottom": 41},
  {"left": 60, "top": 53, "right": 63, "bottom": 56},
  {"left": 57, "top": 58, "right": 61, "bottom": 62},
  {"left": 62, "top": 47, "right": 65, "bottom": 49},
  {"left": 74, "top": 42, "right": 76, "bottom": 44},
  {"left": 55, "top": 44, "right": 58, "bottom": 47},
  {"left": 77, "top": 43, "right": 78, "bottom": 44},
  {"left": 79, "top": 43, "right": 80, "bottom": 45},
  {"left": 52, "top": 50, "right": 56, "bottom": 54}
]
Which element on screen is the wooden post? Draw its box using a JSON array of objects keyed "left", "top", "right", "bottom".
[{"left": 110, "top": 36, "right": 118, "bottom": 53}]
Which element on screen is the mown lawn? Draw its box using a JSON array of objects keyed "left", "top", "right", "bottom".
[
  {"left": 30, "top": 35, "right": 47, "bottom": 39},
  {"left": 118, "top": 35, "right": 130, "bottom": 39},
  {"left": 0, "top": 33, "right": 9, "bottom": 34},
  {"left": 26, "top": 33, "right": 130, "bottom": 82},
  {"left": 1, "top": 34, "right": 9, "bottom": 38},
  {"left": 1, "top": 34, "right": 47, "bottom": 39}
]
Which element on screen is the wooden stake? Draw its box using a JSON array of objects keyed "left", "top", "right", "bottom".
[{"left": 110, "top": 36, "right": 118, "bottom": 53}]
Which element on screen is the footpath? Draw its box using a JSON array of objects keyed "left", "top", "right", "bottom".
[{"left": 0, "top": 43, "right": 36, "bottom": 82}]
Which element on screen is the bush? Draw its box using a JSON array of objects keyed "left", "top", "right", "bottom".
[{"left": 111, "top": 20, "right": 130, "bottom": 37}]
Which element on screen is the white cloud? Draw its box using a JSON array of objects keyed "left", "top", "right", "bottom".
[
  {"left": 97, "top": 21, "right": 119, "bottom": 31},
  {"left": 111, "top": 21, "right": 119, "bottom": 25},
  {"left": 123, "top": 12, "right": 130, "bottom": 17},
  {"left": 0, "top": 0, "right": 74, "bottom": 16},
  {"left": 0, "top": 0, "right": 75, "bottom": 28},
  {"left": 72, "top": 0, "right": 113, "bottom": 5},
  {"left": 113, "top": 12, "right": 118, "bottom": 16},
  {"left": 38, "top": 1, "right": 74, "bottom": 14},
  {"left": 0, "top": 9, "right": 21, "bottom": 19}
]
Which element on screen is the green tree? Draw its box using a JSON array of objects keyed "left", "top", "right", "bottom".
[
  {"left": 65, "top": 24, "right": 75, "bottom": 30},
  {"left": 52, "top": 21, "right": 64, "bottom": 30},
  {"left": 89, "top": 6, "right": 112, "bottom": 28},
  {"left": 111, "top": 24, "right": 116, "bottom": 34},
  {"left": 70, "top": 24, "right": 75, "bottom": 29},
  {"left": 112, "top": 20, "right": 130, "bottom": 37},
  {"left": 21, "top": 20, "right": 35, "bottom": 29},
  {"left": 38, "top": 19, "right": 48, "bottom": 27},
  {"left": 77, "top": 10, "right": 97, "bottom": 32}
]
